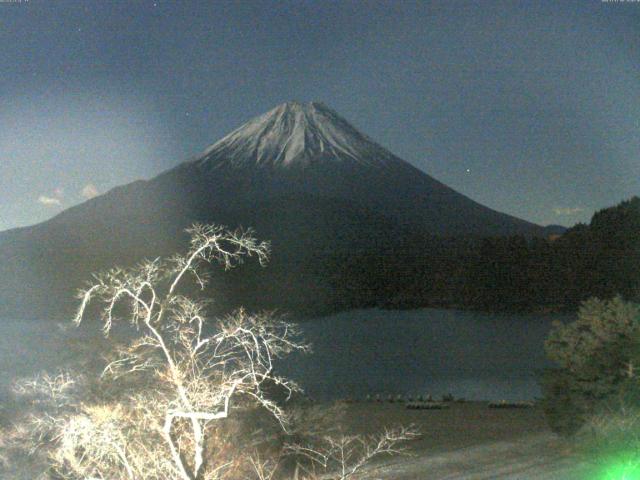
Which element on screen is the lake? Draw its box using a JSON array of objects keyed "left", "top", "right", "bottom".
[
  {"left": 279, "top": 308, "right": 572, "bottom": 401},
  {"left": 0, "top": 308, "right": 572, "bottom": 403}
]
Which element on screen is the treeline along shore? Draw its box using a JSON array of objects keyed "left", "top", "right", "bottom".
[
  {"left": 0, "top": 197, "right": 637, "bottom": 320},
  {"left": 324, "top": 196, "right": 640, "bottom": 315}
]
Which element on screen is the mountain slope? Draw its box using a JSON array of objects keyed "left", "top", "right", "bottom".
[
  {"left": 165, "top": 101, "right": 544, "bottom": 236},
  {"left": 0, "top": 101, "right": 556, "bottom": 318}
]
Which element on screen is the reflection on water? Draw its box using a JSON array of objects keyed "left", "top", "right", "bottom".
[{"left": 0, "top": 308, "right": 572, "bottom": 402}]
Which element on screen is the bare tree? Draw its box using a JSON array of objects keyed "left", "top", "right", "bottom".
[
  {"left": 20, "top": 224, "right": 309, "bottom": 480},
  {"left": 2, "top": 223, "right": 419, "bottom": 480},
  {"left": 286, "top": 425, "right": 419, "bottom": 480}
]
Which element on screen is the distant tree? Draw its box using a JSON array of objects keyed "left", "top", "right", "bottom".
[
  {"left": 589, "top": 196, "right": 640, "bottom": 301},
  {"left": 468, "top": 236, "right": 536, "bottom": 311}
]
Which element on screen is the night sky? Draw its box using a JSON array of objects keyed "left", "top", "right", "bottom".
[{"left": 2, "top": 0, "right": 639, "bottom": 232}]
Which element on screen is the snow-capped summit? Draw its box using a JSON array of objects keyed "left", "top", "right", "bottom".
[{"left": 196, "top": 101, "right": 397, "bottom": 169}]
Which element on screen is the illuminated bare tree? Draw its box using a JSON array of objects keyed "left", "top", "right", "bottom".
[
  {"left": 25, "top": 224, "right": 309, "bottom": 480},
  {"left": 1, "top": 224, "right": 419, "bottom": 480}
]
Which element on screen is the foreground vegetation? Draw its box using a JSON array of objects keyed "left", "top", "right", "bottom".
[
  {"left": 0, "top": 225, "right": 417, "bottom": 479},
  {"left": 541, "top": 296, "right": 640, "bottom": 475}
]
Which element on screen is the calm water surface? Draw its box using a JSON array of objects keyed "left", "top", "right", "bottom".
[
  {"left": 0, "top": 308, "right": 572, "bottom": 402},
  {"left": 277, "top": 308, "right": 573, "bottom": 401}
]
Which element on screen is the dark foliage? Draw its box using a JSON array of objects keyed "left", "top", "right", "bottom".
[
  {"left": 540, "top": 297, "right": 640, "bottom": 436},
  {"left": 377, "top": 196, "right": 640, "bottom": 314},
  {"left": 539, "top": 368, "right": 588, "bottom": 436}
]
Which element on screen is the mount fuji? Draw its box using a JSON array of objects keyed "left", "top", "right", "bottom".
[
  {"left": 0, "top": 102, "right": 558, "bottom": 318},
  {"left": 158, "top": 101, "right": 548, "bottom": 236}
]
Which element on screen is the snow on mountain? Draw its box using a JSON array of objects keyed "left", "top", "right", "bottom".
[
  {"left": 149, "top": 100, "right": 546, "bottom": 239},
  {"left": 196, "top": 101, "right": 397, "bottom": 169}
]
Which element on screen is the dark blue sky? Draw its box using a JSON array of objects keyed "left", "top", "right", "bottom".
[{"left": 2, "top": 0, "right": 639, "bottom": 231}]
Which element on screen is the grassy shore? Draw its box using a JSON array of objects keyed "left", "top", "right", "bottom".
[
  {"left": 338, "top": 401, "right": 548, "bottom": 453},
  {"left": 335, "top": 401, "right": 592, "bottom": 479}
]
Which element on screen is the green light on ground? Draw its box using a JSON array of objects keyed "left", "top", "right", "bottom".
[{"left": 600, "top": 458, "right": 640, "bottom": 480}]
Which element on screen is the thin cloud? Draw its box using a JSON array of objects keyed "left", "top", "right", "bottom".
[
  {"left": 38, "top": 186, "right": 64, "bottom": 207},
  {"left": 38, "top": 195, "right": 62, "bottom": 206},
  {"left": 80, "top": 183, "right": 99, "bottom": 200},
  {"left": 553, "top": 207, "right": 584, "bottom": 216}
]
